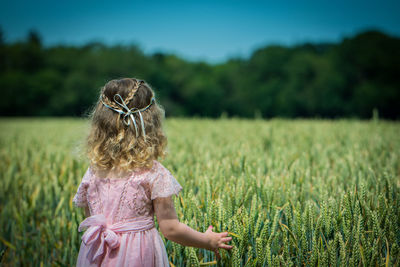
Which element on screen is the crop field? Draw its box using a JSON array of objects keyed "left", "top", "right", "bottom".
[{"left": 0, "top": 118, "right": 399, "bottom": 266}]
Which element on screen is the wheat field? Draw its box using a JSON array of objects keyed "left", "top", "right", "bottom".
[{"left": 0, "top": 118, "right": 399, "bottom": 266}]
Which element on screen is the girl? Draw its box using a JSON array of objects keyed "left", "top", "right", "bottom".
[{"left": 73, "top": 78, "right": 233, "bottom": 266}]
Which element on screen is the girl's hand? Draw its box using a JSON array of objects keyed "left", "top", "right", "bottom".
[
  {"left": 155, "top": 196, "right": 233, "bottom": 256},
  {"left": 204, "top": 225, "right": 233, "bottom": 259}
]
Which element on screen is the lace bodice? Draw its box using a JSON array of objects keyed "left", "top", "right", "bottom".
[{"left": 73, "top": 160, "right": 182, "bottom": 224}]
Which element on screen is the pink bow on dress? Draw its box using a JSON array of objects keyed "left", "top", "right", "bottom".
[
  {"left": 78, "top": 214, "right": 155, "bottom": 263},
  {"left": 79, "top": 214, "right": 120, "bottom": 263}
]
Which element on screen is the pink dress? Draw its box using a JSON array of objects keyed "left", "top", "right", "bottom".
[{"left": 72, "top": 160, "right": 183, "bottom": 267}]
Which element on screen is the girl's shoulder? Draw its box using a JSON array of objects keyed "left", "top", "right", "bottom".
[
  {"left": 148, "top": 160, "right": 175, "bottom": 177},
  {"left": 147, "top": 160, "right": 182, "bottom": 200},
  {"left": 148, "top": 159, "right": 165, "bottom": 173}
]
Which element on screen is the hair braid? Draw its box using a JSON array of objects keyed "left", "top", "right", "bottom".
[
  {"left": 100, "top": 79, "right": 141, "bottom": 109},
  {"left": 125, "top": 79, "right": 142, "bottom": 104},
  {"left": 101, "top": 91, "right": 119, "bottom": 109}
]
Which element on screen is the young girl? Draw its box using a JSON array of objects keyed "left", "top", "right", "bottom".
[{"left": 73, "top": 78, "right": 232, "bottom": 266}]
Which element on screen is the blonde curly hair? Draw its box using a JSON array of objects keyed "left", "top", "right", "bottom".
[{"left": 86, "top": 78, "right": 167, "bottom": 173}]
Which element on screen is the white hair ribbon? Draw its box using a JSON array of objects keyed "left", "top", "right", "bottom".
[{"left": 100, "top": 93, "right": 155, "bottom": 138}]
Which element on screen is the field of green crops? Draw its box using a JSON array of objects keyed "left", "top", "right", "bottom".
[{"left": 0, "top": 118, "right": 399, "bottom": 266}]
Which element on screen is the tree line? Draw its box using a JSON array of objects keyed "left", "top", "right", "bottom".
[{"left": 0, "top": 28, "right": 399, "bottom": 119}]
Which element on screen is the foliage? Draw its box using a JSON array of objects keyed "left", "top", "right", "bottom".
[
  {"left": 0, "top": 29, "right": 399, "bottom": 118},
  {"left": 0, "top": 118, "right": 399, "bottom": 266}
]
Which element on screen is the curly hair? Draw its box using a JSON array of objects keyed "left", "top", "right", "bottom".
[{"left": 86, "top": 78, "right": 167, "bottom": 173}]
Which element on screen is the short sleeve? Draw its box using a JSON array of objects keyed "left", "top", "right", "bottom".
[
  {"left": 72, "top": 167, "right": 91, "bottom": 207},
  {"left": 150, "top": 161, "right": 183, "bottom": 200}
]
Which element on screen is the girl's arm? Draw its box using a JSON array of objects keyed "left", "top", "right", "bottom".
[
  {"left": 154, "top": 196, "right": 233, "bottom": 258},
  {"left": 84, "top": 206, "right": 90, "bottom": 217}
]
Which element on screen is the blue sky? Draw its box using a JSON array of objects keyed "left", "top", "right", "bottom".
[{"left": 1, "top": 0, "right": 399, "bottom": 63}]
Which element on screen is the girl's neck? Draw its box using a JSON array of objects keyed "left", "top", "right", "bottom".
[
  {"left": 95, "top": 169, "right": 131, "bottom": 179},
  {"left": 93, "top": 165, "right": 149, "bottom": 179}
]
